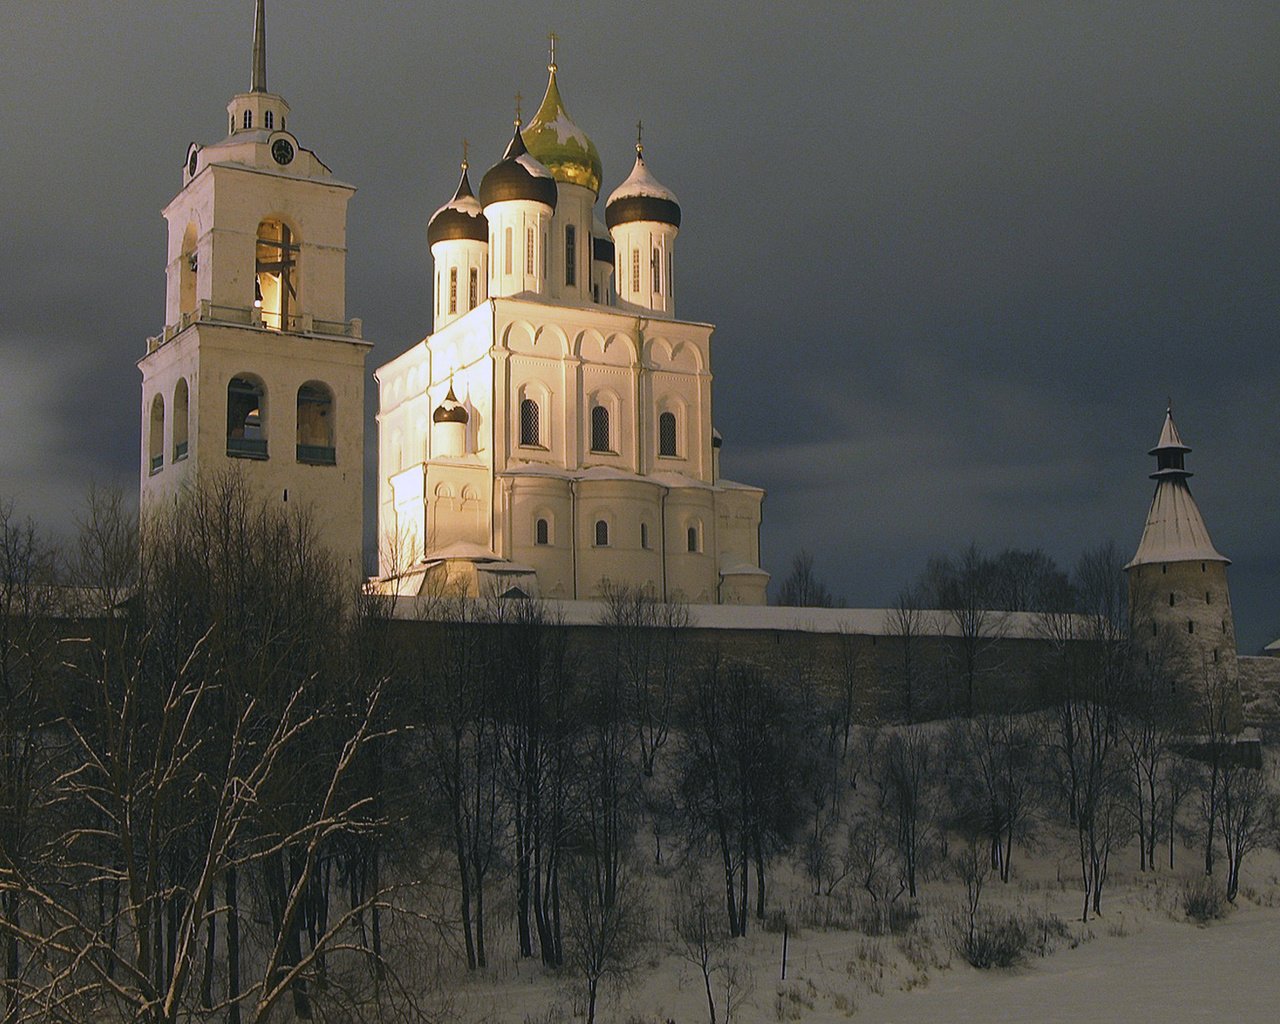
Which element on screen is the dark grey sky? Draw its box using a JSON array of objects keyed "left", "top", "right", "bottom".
[{"left": 1, "top": 2, "right": 1277, "bottom": 649}]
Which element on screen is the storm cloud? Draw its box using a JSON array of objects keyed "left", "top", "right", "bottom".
[{"left": 1, "top": 2, "right": 1276, "bottom": 647}]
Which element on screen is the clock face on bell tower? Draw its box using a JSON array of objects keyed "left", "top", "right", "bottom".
[{"left": 271, "top": 138, "right": 294, "bottom": 165}]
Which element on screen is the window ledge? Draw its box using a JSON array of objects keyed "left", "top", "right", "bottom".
[{"left": 518, "top": 443, "right": 549, "bottom": 452}]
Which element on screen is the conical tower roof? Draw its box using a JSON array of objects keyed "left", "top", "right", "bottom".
[
  {"left": 522, "top": 55, "right": 602, "bottom": 193},
  {"left": 1126, "top": 405, "right": 1229, "bottom": 568}
]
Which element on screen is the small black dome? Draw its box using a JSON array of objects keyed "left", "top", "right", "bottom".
[
  {"left": 592, "top": 234, "right": 615, "bottom": 264},
  {"left": 428, "top": 166, "right": 488, "bottom": 246},
  {"left": 605, "top": 151, "right": 680, "bottom": 229},
  {"left": 433, "top": 386, "right": 469, "bottom": 424},
  {"left": 479, "top": 126, "right": 558, "bottom": 210}
]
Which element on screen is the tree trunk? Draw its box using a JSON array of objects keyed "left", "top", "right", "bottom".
[
  {"left": 226, "top": 864, "right": 241, "bottom": 1024},
  {"left": 200, "top": 884, "right": 215, "bottom": 1009}
]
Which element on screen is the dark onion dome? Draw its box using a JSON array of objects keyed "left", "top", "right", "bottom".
[
  {"left": 427, "top": 164, "right": 488, "bottom": 246},
  {"left": 521, "top": 64, "right": 603, "bottom": 194},
  {"left": 479, "top": 124, "right": 558, "bottom": 210},
  {"left": 592, "top": 216, "right": 614, "bottom": 263},
  {"left": 605, "top": 149, "right": 680, "bottom": 229},
  {"left": 433, "top": 385, "right": 469, "bottom": 424}
]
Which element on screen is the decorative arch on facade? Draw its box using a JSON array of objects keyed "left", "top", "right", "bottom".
[
  {"left": 460, "top": 485, "right": 481, "bottom": 507},
  {"left": 602, "top": 332, "right": 639, "bottom": 367},
  {"left": 644, "top": 336, "right": 675, "bottom": 369},
  {"left": 148, "top": 394, "right": 165, "bottom": 474},
  {"left": 532, "top": 323, "right": 570, "bottom": 358},
  {"left": 255, "top": 217, "right": 299, "bottom": 331},
  {"left": 668, "top": 340, "right": 704, "bottom": 373},
  {"left": 226, "top": 374, "right": 267, "bottom": 458},
  {"left": 502, "top": 320, "right": 538, "bottom": 355},
  {"left": 296, "top": 382, "right": 335, "bottom": 464},
  {"left": 172, "top": 378, "right": 189, "bottom": 461}
]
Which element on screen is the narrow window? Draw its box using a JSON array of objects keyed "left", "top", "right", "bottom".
[
  {"left": 296, "top": 382, "right": 335, "bottom": 464},
  {"left": 243, "top": 110, "right": 252, "bottom": 129},
  {"left": 504, "top": 227, "right": 513, "bottom": 274},
  {"left": 1205, "top": 591, "right": 1212, "bottom": 604},
  {"left": 264, "top": 110, "right": 274, "bottom": 130},
  {"left": 435, "top": 271, "right": 440, "bottom": 316},
  {"left": 1151, "top": 622, "right": 1158, "bottom": 637},
  {"left": 640, "top": 522, "right": 649, "bottom": 549},
  {"left": 526, "top": 227, "right": 535, "bottom": 275},
  {"left": 173, "top": 378, "right": 189, "bottom": 461},
  {"left": 227, "top": 376, "right": 267, "bottom": 458},
  {"left": 1213, "top": 649, "right": 1219, "bottom": 663},
  {"left": 1222, "top": 620, "right": 1228, "bottom": 634},
  {"left": 1161, "top": 564, "right": 1167, "bottom": 574},
  {"left": 565, "top": 225, "right": 577, "bottom": 286},
  {"left": 1201, "top": 562, "right": 1206, "bottom": 572},
  {"left": 592, "top": 283, "right": 600, "bottom": 303},
  {"left": 652, "top": 247, "right": 661, "bottom": 294},
  {"left": 449, "top": 268, "right": 457, "bottom": 314},
  {"left": 595, "top": 520, "right": 609, "bottom": 547},
  {"left": 1187, "top": 620, "right": 1194, "bottom": 635},
  {"left": 519, "top": 398, "right": 540, "bottom": 446},
  {"left": 468, "top": 268, "right": 478, "bottom": 309},
  {"left": 668, "top": 252, "right": 674, "bottom": 298},
  {"left": 590, "top": 405, "right": 610, "bottom": 453},
  {"left": 149, "top": 395, "right": 165, "bottom": 475},
  {"left": 659, "top": 411, "right": 678, "bottom": 457},
  {"left": 687, "top": 526, "right": 699, "bottom": 553},
  {"left": 1169, "top": 593, "right": 1175, "bottom": 607},
  {"left": 535, "top": 518, "right": 550, "bottom": 545},
  {"left": 632, "top": 249, "right": 640, "bottom": 292}
]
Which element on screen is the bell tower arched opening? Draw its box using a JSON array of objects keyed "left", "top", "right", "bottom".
[{"left": 255, "top": 219, "right": 298, "bottom": 331}]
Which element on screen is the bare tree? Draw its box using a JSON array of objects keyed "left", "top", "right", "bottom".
[
  {"left": 774, "top": 551, "right": 838, "bottom": 608},
  {"left": 562, "top": 858, "right": 645, "bottom": 1024},
  {"left": 885, "top": 587, "right": 928, "bottom": 724},
  {"left": 1218, "top": 759, "right": 1273, "bottom": 902},
  {"left": 921, "top": 545, "right": 1007, "bottom": 717}
]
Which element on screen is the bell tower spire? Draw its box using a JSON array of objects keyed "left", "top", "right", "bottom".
[{"left": 251, "top": 0, "right": 267, "bottom": 93}]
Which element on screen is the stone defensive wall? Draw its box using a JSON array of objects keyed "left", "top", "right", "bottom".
[{"left": 1239, "top": 655, "right": 1280, "bottom": 741}]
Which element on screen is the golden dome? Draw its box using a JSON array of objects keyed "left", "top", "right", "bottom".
[{"left": 521, "top": 65, "right": 603, "bottom": 194}]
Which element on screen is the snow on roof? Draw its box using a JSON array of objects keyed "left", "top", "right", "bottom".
[
  {"left": 390, "top": 597, "right": 1059, "bottom": 639},
  {"left": 515, "top": 153, "right": 554, "bottom": 179},
  {"left": 1126, "top": 478, "right": 1229, "bottom": 568},
  {"left": 607, "top": 153, "right": 678, "bottom": 205},
  {"left": 423, "top": 541, "right": 504, "bottom": 562}
]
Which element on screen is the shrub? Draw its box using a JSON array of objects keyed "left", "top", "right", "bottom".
[
  {"left": 954, "top": 910, "right": 1031, "bottom": 969},
  {"left": 1181, "top": 877, "right": 1229, "bottom": 924}
]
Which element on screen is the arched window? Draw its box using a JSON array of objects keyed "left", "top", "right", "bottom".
[
  {"left": 652, "top": 247, "right": 662, "bottom": 294},
  {"left": 640, "top": 522, "right": 649, "bottom": 549},
  {"left": 179, "top": 223, "right": 198, "bottom": 316},
  {"left": 504, "top": 227, "right": 513, "bottom": 274},
  {"left": 526, "top": 226, "right": 535, "bottom": 275},
  {"left": 659, "top": 411, "right": 678, "bottom": 457},
  {"left": 449, "top": 268, "right": 458, "bottom": 314},
  {"left": 519, "top": 398, "right": 541, "bottom": 447},
  {"left": 632, "top": 249, "right": 640, "bottom": 292},
  {"left": 149, "top": 395, "right": 165, "bottom": 475},
  {"left": 469, "top": 268, "right": 479, "bottom": 309},
  {"left": 227, "top": 376, "right": 267, "bottom": 458},
  {"left": 173, "top": 378, "right": 189, "bottom": 461},
  {"left": 296, "top": 382, "right": 335, "bottom": 464},
  {"left": 255, "top": 219, "right": 298, "bottom": 331},
  {"left": 565, "top": 225, "right": 577, "bottom": 286},
  {"left": 687, "top": 524, "right": 700, "bottom": 553},
  {"left": 590, "top": 405, "right": 611, "bottom": 453},
  {"left": 535, "top": 518, "right": 550, "bottom": 545},
  {"left": 264, "top": 110, "right": 274, "bottom": 130},
  {"left": 243, "top": 110, "right": 252, "bottom": 129},
  {"left": 594, "top": 519, "right": 609, "bottom": 547}
]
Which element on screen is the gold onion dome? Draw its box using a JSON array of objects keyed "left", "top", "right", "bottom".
[
  {"left": 521, "top": 64, "right": 603, "bottom": 194},
  {"left": 427, "top": 164, "right": 488, "bottom": 246},
  {"left": 479, "top": 123, "right": 559, "bottom": 209}
]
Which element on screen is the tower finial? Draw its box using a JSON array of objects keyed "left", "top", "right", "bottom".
[
  {"left": 514, "top": 92, "right": 523, "bottom": 128},
  {"left": 636, "top": 119, "right": 644, "bottom": 156},
  {"left": 251, "top": 0, "right": 267, "bottom": 93},
  {"left": 548, "top": 31, "right": 558, "bottom": 72},
  {"left": 462, "top": 138, "right": 469, "bottom": 172}
]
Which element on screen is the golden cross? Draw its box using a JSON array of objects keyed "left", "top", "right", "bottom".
[
  {"left": 462, "top": 138, "right": 469, "bottom": 171},
  {"left": 549, "top": 31, "right": 558, "bottom": 70},
  {"left": 636, "top": 119, "right": 644, "bottom": 154},
  {"left": 515, "top": 92, "right": 523, "bottom": 126}
]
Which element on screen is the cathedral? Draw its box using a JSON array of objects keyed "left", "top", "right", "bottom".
[{"left": 139, "top": 2, "right": 767, "bottom": 604}]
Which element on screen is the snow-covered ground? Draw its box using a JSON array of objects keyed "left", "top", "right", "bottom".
[{"left": 444, "top": 849, "right": 1280, "bottom": 1024}]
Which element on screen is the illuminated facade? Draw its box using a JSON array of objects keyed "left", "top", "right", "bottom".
[{"left": 375, "top": 54, "right": 768, "bottom": 602}]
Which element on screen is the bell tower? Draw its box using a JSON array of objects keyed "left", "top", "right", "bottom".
[{"left": 139, "top": 0, "right": 371, "bottom": 577}]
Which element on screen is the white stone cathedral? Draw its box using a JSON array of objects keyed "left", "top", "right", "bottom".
[
  {"left": 138, "top": 3, "right": 767, "bottom": 604},
  {"left": 374, "top": 48, "right": 768, "bottom": 602}
]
